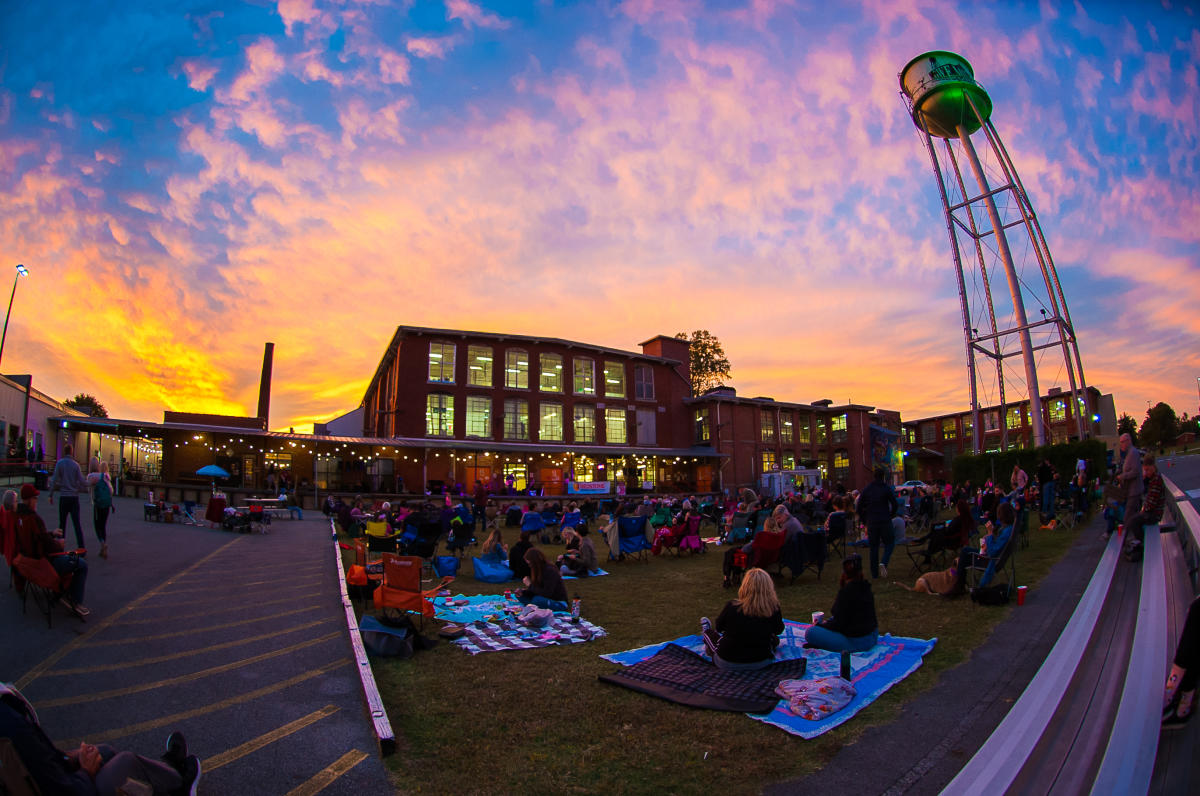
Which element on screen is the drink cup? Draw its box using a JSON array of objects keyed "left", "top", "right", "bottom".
[
  {"left": 811, "top": 611, "right": 824, "bottom": 625},
  {"left": 1017, "top": 585, "right": 1027, "bottom": 606}
]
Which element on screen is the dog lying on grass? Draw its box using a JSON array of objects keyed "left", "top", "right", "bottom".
[{"left": 895, "top": 567, "right": 957, "bottom": 595}]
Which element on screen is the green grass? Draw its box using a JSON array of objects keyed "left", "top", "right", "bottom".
[{"left": 346, "top": 514, "right": 1085, "bottom": 794}]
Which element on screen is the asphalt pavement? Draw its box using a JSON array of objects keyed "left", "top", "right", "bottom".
[{"left": 2, "top": 495, "right": 391, "bottom": 794}]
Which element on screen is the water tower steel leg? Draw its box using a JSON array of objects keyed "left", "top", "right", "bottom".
[
  {"left": 920, "top": 126, "right": 981, "bottom": 454},
  {"left": 955, "top": 123, "right": 1046, "bottom": 448},
  {"left": 944, "top": 140, "right": 1010, "bottom": 451}
]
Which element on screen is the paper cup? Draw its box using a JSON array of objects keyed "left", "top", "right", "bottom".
[
  {"left": 1017, "top": 585, "right": 1027, "bottom": 606},
  {"left": 811, "top": 611, "right": 824, "bottom": 625}
]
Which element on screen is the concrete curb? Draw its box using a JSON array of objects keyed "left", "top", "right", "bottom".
[{"left": 331, "top": 519, "right": 396, "bottom": 756}]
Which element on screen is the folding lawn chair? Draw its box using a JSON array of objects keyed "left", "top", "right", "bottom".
[
  {"left": 180, "top": 500, "right": 201, "bottom": 525},
  {"left": 614, "top": 515, "right": 652, "bottom": 562},
  {"left": 825, "top": 512, "right": 847, "bottom": 560},
  {"left": 365, "top": 520, "right": 399, "bottom": 553},
  {"left": 673, "top": 515, "right": 705, "bottom": 556},
  {"left": 965, "top": 534, "right": 1016, "bottom": 591},
  {"left": 373, "top": 553, "right": 454, "bottom": 628},
  {"left": 725, "top": 512, "right": 754, "bottom": 545},
  {"left": 13, "top": 552, "right": 86, "bottom": 628}
]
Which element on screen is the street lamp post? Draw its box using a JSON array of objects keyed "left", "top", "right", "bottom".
[{"left": 0, "top": 264, "right": 30, "bottom": 369}]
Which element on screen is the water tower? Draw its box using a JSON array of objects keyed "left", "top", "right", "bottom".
[{"left": 899, "top": 51, "right": 1091, "bottom": 452}]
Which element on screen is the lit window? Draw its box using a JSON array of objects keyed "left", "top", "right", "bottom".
[
  {"left": 466, "top": 396, "right": 491, "bottom": 438},
  {"left": 943, "top": 418, "right": 957, "bottom": 440},
  {"left": 762, "top": 450, "right": 777, "bottom": 472},
  {"left": 781, "top": 412, "right": 794, "bottom": 444},
  {"left": 425, "top": 394, "right": 453, "bottom": 437},
  {"left": 574, "top": 405, "right": 595, "bottom": 443},
  {"left": 539, "top": 353, "right": 563, "bottom": 393},
  {"left": 634, "top": 365, "right": 655, "bottom": 400},
  {"left": 505, "top": 349, "right": 528, "bottom": 389},
  {"left": 504, "top": 399, "right": 528, "bottom": 440},
  {"left": 603, "top": 361, "right": 625, "bottom": 398},
  {"left": 798, "top": 416, "right": 811, "bottom": 445},
  {"left": 574, "top": 358, "right": 595, "bottom": 395},
  {"left": 833, "top": 450, "right": 850, "bottom": 482},
  {"left": 782, "top": 452, "right": 796, "bottom": 470},
  {"left": 984, "top": 411, "right": 1000, "bottom": 432},
  {"left": 694, "top": 408, "right": 710, "bottom": 444},
  {"left": 761, "top": 412, "right": 776, "bottom": 442},
  {"left": 540, "top": 402, "right": 563, "bottom": 442},
  {"left": 503, "top": 464, "right": 527, "bottom": 492},
  {"left": 428, "top": 342, "right": 455, "bottom": 384},
  {"left": 605, "top": 408, "right": 626, "bottom": 444},
  {"left": 1049, "top": 399, "right": 1066, "bottom": 423},
  {"left": 467, "top": 345, "right": 492, "bottom": 387},
  {"left": 816, "top": 418, "right": 828, "bottom": 445},
  {"left": 832, "top": 414, "right": 848, "bottom": 444},
  {"left": 963, "top": 416, "right": 973, "bottom": 437},
  {"left": 1006, "top": 407, "right": 1023, "bottom": 430}
]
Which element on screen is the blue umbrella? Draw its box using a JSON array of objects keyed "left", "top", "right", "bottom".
[{"left": 196, "top": 464, "right": 230, "bottom": 492}]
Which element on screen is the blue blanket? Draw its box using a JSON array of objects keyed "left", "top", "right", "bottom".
[{"left": 602, "top": 620, "right": 936, "bottom": 738}]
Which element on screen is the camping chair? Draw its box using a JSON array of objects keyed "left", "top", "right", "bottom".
[
  {"left": 753, "top": 509, "right": 772, "bottom": 533},
  {"left": 725, "top": 512, "right": 754, "bottom": 545},
  {"left": 905, "top": 521, "right": 956, "bottom": 575},
  {"left": 247, "top": 504, "right": 270, "bottom": 533},
  {"left": 614, "top": 515, "right": 652, "bottom": 562},
  {"left": 825, "top": 513, "right": 847, "bottom": 559},
  {"left": 790, "top": 531, "right": 826, "bottom": 581},
  {"left": 373, "top": 553, "right": 454, "bottom": 628},
  {"left": 964, "top": 533, "right": 1017, "bottom": 590},
  {"left": 444, "top": 517, "right": 473, "bottom": 557},
  {"left": 748, "top": 529, "right": 786, "bottom": 573},
  {"left": 13, "top": 552, "right": 85, "bottom": 628},
  {"left": 559, "top": 510, "right": 585, "bottom": 535},
  {"left": 364, "top": 520, "right": 399, "bottom": 553},
  {"left": 649, "top": 505, "right": 673, "bottom": 529},
  {"left": 345, "top": 538, "right": 384, "bottom": 605},
  {"left": 180, "top": 500, "right": 201, "bottom": 525},
  {"left": 673, "top": 515, "right": 705, "bottom": 556},
  {"left": 1, "top": 511, "right": 16, "bottom": 590}
]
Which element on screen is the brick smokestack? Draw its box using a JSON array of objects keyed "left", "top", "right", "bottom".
[{"left": 257, "top": 342, "right": 274, "bottom": 426}]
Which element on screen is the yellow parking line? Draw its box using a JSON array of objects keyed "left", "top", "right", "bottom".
[
  {"left": 55, "top": 659, "right": 346, "bottom": 747},
  {"left": 85, "top": 604, "right": 323, "bottom": 646},
  {"left": 153, "top": 573, "right": 324, "bottom": 596},
  {"left": 116, "top": 592, "right": 322, "bottom": 625},
  {"left": 285, "top": 750, "right": 370, "bottom": 796},
  {"left": 45, "top": 619, "right": 337, "bottom": 675},
  {"left": 204, "top": 705, "right": 341, "bottom": 772},
  {"left": 15, "top": 536, "right": 244, "bottom": 690},
  {"left": 36, "top": 632, "right": 344, "bottom": 708},
  {"left": 173, "top": 561, "right": 325, "bottom": 578}
]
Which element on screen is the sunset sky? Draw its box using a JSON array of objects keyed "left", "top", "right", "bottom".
[{"left": 1, "top": 0, "right": 1197, "bottom": 433}]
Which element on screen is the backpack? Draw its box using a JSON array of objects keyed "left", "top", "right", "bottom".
[
  {"left": 93, "top": 478, "right": 112, "bottom": 509},
  {"left": 971, "top": 583, "right": 1011, "bottom": 606}
]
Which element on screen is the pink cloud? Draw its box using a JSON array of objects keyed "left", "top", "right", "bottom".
[
  {"left": 406, "top": 36, "right": 457, "bottom": 59},
  {"left": 446, "top": 0, "right": 511, "bottom": 30}
]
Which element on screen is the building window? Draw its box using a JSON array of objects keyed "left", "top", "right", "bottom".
[
  {"left": 428, "top": 342, "right": 455, "bottom": 384},
  {"left": 943, "top": 418, "right": 957, "bottom": 440},
  {"left": 574, "top": 358, "right": 595, "bottom": 395},
  {"left": 1049, "top": 399, "right": 1066, "bottom": 423},
  {"left": 921, "top": 422, "right": 936, "bottom": 444},
  {"left": 540, "top": 402, "right": 563, "bottom": 442},
  {"left": 1006, "top": 406, "right": 1023, "bottom": 430},
  {"left": 761, "top": 411, "right": 776, "bottom": 442},
  {"left": 798, "top": 415, "right": 811, "bottom": 445},
  {"left": 573, "top": 456, "right": 595, "bottom": 481},
  {"left": 504, "top": 399, "right": 529, "bottom": 440},
  {"left": 781, "top": 412, "right": 794, "bottom": 444},
  {"left": 603, "top": 361, "right": 625, "bottom": 398},
  {"left": 782, "top": 452, "right": 795, "bottom": 470},
  {"left": 502, "top": 463, "right": 527, "bottom": 492},
  {"left": 832, "top": 414, "right": 847, "bottom": 444},
  {"left": 833, "top": 450, "right": 850, "bottom": 483},
  {"left": 605, "top": 408, "right": 626, "bottom": 444},
  {"left": 984, "top": 411, "right": 1000, "bottom": 432},
  {"left": 963, "top": 416, "right": 973, "bottom": 438},
  {"left": 762, "top": 450, "right": 777, "bottom": 472},
  {"left": 505, "top": 349, "right": 528, "bottom": 389},
  {"left": 634, "top": 365, "right": 655, "bottom": 400},
  {"left": 574, "top": 405, "right": 595, "bottom": 443},
  {"left": 539, "top": 353, "right": 563, "bottom": 393},
  {"left": 466, "top": 396, "right": 491, "bottom": 438},
  {"left": 694, "top": 408, "right": 710, "bottom": 444},
  {"left": 815, "top": 418, "right": 828, "bottom": 445},
  {"left": 467, "top": 345, "right": 492, "bottom": 387},
  {"left": 426, "top": 393, "right": 453, "bottom": 437}
]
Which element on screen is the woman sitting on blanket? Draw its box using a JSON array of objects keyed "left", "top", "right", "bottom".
[
  {"left": 480, "top": 522, "right": 507, "bottom": 562},
  {"left": 804, "top": 554, "right": 878, "bottom": 653},
  {"left": 518, "top": 547, "right": 569, "bottom": 611},
  {"left": 559, "top": 527, "right": 599, "bottom": 578},
  {"left": 701, "top": 568, "right": 784, "bottom": 670}
]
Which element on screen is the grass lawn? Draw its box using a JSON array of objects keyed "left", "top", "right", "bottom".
[{"left": 346, "top": 512, "right": 1087, "bottom": 795}]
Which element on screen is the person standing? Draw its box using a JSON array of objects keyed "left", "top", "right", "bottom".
[
  {"left": 473, "top": 479, "right": 488, "bottom": 533},
  {"left": 1037, "top": 458, "right": 1056, "bottom": 520},
  {"left": 1011, "top": 463, "right": 1028, "bottom": 497},
  {"left": 85, "top": 458, "right": 115, "bottom": 559},
  {"left": 48, "top": 443, "right": 87, "bottom": 550},
  {"left": 1117, "top": 433, "right": 1143, "bottom": 527},
  {"left": 856, "top": 468, "right": 898, "bottom": 579}
]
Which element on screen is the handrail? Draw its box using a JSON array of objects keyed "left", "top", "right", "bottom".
[{"left": 942, "top": 533, "right": 1121, "bottom": 795}]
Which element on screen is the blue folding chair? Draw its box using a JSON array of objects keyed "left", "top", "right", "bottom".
[{"left": 615, "top": 515, "right": 652, "bottom": 563}]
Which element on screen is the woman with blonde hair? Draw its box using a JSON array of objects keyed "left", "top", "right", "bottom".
[
  {"left": 86, "top": 458, "right": 115, "bottom": 559},
  {"left": 480, "top": 522, "right": 507, "bottom": 561},
  {"left": 701, "top": 568, "right": 784, "bottom": 669}
]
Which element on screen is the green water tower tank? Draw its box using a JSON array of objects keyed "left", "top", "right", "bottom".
[{"left": 899, "top": 51, "right": 992, "bottom": 139}]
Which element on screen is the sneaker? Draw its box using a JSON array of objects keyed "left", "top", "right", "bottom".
[
  {"left": 879, "top": 563, "right": 888, "bottom": 578},
  {"left": 180, "top": 754, "right": 201, "bottom": 795},
  {"left": 72, "top": 603, "right": 90, "bottom": 618},
  {"left": 700, "top": 616, "right": 713, "bottom": 634},
  {"left": 1162, "top": 708, "right": 1193, "bottom": 731},
  {"left": 163, "top": 731, "right": 188, "bottom": 771},
  {"left": 100, "top": 543, "right": 108, "bottom": 559}
]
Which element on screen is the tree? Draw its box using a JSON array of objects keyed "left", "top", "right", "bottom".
[
  {"left": 674, "top": 330, "right": 731, "bottom": 397},
  {"left": 65, "top": 393, "right": 108, "bottom": 418},
  {"left": 1116, "top": 413, "right": 1138, "bottom": 445},
  {"left": 1139, "top": 402, "right": 1179, "bottom": 449}
]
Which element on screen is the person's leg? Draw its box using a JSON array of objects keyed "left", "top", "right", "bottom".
[
  {"left": 1124, "top": 493, "right": 1142, "bottom": 526},
  {"left": 804, "top": 624, "right": 852, "bottom": 652},
  {"left": 528, "top": 595, "right": 567, "bottom": 611},
  {"left": 867, "top": 525, "right": 881, "bottom": 579},
  {"left": 51, "top": 554, "right": 87, "bottom": 606},
  {"left": 845, "top": 630, "right": 879, "bottom": 653},
  {"left": 94, "top": 750, "right": 184, "bottom": 795},
  {"left": 58, "top": 497, "right": 71, "bottom": 543},
  {"left": 701, "top": 617, "right": 720, "bottom": 658},
  {"left": 880, "top": 522, "right": 896, "bottom": 572},
  {"left": 1166, "top": 597, "right": 1200, "bottom": 710}
]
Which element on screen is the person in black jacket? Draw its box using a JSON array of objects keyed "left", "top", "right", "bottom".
[
  {"left": 700, "top": 568, "right": 784, "bottom": 669},
  {"left": 855, "top": 468, "right": 899, "bottom": 579},
  {"left": 517, "top": 547, "right": 568, "bottom": 611},
  {"left": 804, "top": 555, "right": 879, "bottom": 653},
  {"left": 508, "top": 530, "right": 534, "bottom": 580}
]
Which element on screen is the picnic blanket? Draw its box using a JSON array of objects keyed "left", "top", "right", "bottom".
[
  {"left": 599, "top": 643, "right": 807, "bottom": 713},
  {"left": 433, "top": 593, "right": 513, "bottom": 624},
  {"left": 564, "top": 568, "right": 608, "bottom": 580},
  {"left": 452, "top": 616, "right": 607, "bottom": 655},
  {"left": 602, "top": 620, "right": 936, "bottom": 738}
]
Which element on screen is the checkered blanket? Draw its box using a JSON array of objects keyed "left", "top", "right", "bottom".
[{"left": 451, "top": 616, "right": 607, "bottom": 654}]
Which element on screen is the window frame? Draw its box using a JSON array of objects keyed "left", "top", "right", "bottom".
[
  {"left": 603, "top": 360, "right": 626, "bottom": 398},
  {"left": 465, "top": 395, "right": 491, "bottom": 439},
  {"left": 538, "top": 353, "right": 563, "bottom": 393},
  {"left": 539, "top": 402, "right": 563, "bottom": 442},
  {"left": 466, "top": 344, "right": 492, "bottom": 387},
  {"left": 573, "top": 357, "right": 596, "bottom": 395},
  {"left": 503, "top": 398, "right": 529, "bottom": 440},
  {"left": 780, "top": 411, "right": 794, "bottom": 444},
  {"left": 760, "top": 411, "right": 777, "bottom": 443},
  {"left": 425, "top": 393, "right": 454, "bottom": 437},
  {"left": 428, "top": 341, "right": 456, "bottom": 384},
  {"left": 604, "top": 407, "right": 626, "bottom": 444},
  {"left": 634, "top": 364, "right": 655, "bottom": 400},
  {"left": 573, "top": 405, "right": 596, "bottom": 443},
  {"left": 694, "top": 408, "right": 711, "bottom": 444},
  {"left": 505, "top": 349, "right": 529, "bottom": 390}
]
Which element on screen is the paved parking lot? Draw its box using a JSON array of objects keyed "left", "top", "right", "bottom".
[{"left": 3, "top": 495, "right": 391, "bottom": 794}]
